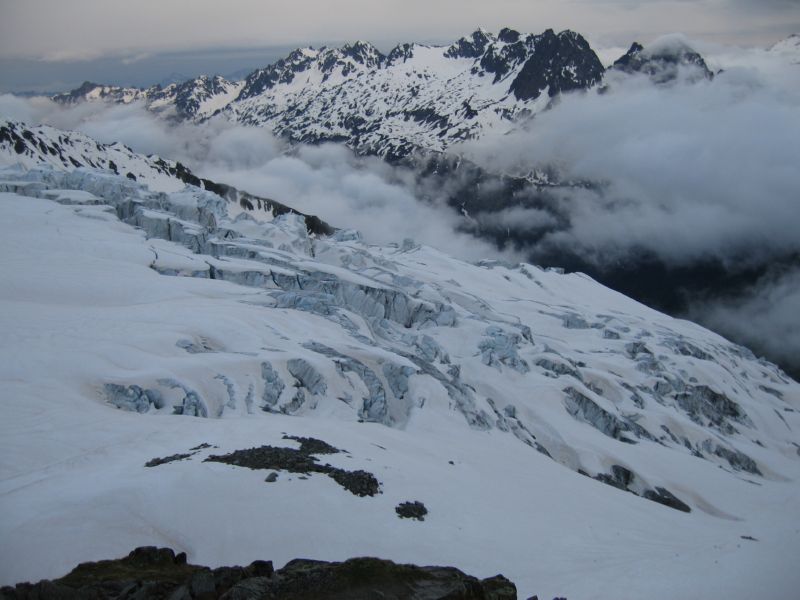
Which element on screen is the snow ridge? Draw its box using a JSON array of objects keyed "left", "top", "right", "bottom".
[{"left": 0, "top": 119, "right": 334, "bottom": 234}]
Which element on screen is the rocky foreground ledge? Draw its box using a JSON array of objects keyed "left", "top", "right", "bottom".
[{"left": 0, "top": 546, "right": 528, "bottom": 599}]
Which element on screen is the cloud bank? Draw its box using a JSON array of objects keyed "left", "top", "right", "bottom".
[
  {"left": 0, "top": 92, "right": 513, "bottom": 263},
  {"left": 691, "top": 267, "right": 800, "bottom": 373},
  {"left": 455, "top": 44, "right": 800, "bottom": 376},
  {"left": 1, "top": 37, "right": 798, "bottom": 377},
  {"left": 462, "top": 64, "right": 799, "bottom": 265}
]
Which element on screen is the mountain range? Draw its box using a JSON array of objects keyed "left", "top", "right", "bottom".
[{"left": 51, "top": 28, "right": 719, "bottom": 161}]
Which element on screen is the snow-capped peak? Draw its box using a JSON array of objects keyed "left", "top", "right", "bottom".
[
  {"left": 612, "top": 34, "right": 714, "bottom": 83},
  {"left": 51, "top": 28, "right": 606, "bottom": 160}
]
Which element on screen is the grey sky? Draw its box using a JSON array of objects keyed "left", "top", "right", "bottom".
[
  {"left": 0, "top": 0, "right": 797, "bottom": 92},
  {"left": 1, "top": 0, "right": 797, "bottom": 60}
]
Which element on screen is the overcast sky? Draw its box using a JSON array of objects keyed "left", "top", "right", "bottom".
[
  {"left": 2, "top": 0, "right": 798, "bottom": 59},
  {"left": 0, "top": 0, "right": 797, "bottom": 91}
]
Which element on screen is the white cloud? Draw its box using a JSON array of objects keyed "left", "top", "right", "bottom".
[
  {"left": 692, "top": 267, "right": 800, "bottom": 377},
  {"left": 2, "top": 35, "right": 797, "bottom": 373},
  {"left": 458, "top": 51, "right": 800, "bottom": 268},
  {"left": 0, "top": 94, "right": 513, "bottom": 262},
  {"left": 452, "top": 39, "right": 800, "bottom": 374},
  {"left": 37, "top": 48, "right": 108, "bottom": 63}
]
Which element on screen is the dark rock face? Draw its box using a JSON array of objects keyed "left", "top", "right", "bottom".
[
  {"left": 251, "top": 557, "right": 516, "bottom": 600},
  {"left": 510, "top": 29, "right": 605, "bottom": 101},
  {"left": 0, "top": 547, "right": 518, "bottom": 600},
  {"left": 611, "top": 42, "right": 644, "bottom": 71},
  {"left": 612, "top": 40, "right": 713, "bottom": 83},
  {"left": 480, "top": 41, "right": 529, "bottom": 83},
  {"left": 387, "top": 43, "right": 415, "bottom": 65},
  {"left": 0, "top": 546, "right": 271, "bottom": 599},
  {"left": 498, "top": 28, "right": 521, "bottom": 44},
  {"left": 445, "top": 29, "right": 495, "bottom": 59}
]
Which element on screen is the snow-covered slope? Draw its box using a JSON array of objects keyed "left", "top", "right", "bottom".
[
  {"left": 1, "top": 159, "right": 799, "bottom": 598},
  {"left": 0, "top": 119, "right": 334, "bottom": 234},
  {"left": 53, "top": 28, "right": 605, "bottom": 160},
  {"left": 0, "top": 119, "right": 189, "bottom": 192}
]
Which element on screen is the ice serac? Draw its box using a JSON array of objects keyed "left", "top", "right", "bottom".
[
  {"left": 104, "top": 384, "right": 164, "bottom": 413},
  {"left": 1, "top": 136, "right": 799, "bottom": 519},
  {"left": 260, "top": 362, "right": 285, "bottom": 409},
  {"left": 478, "top": 325, "right": 530, "bottom": 373}
]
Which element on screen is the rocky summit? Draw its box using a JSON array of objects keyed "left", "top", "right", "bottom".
[{"left": 611, "top": 37, "right": 714, "bottom": 83}]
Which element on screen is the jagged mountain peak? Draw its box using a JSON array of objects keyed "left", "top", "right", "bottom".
[
  {"left": 444, "top": 28, "right": 497, "bottom": 59},
  {"left": 508, "top": 29, "right": 605, "bottom": 100},
  {"left": 613, "top": 35, "right": 713, "bottom": 83},
  {"left": 52, "top": 81, "right": 146, "bottom": 105},
  {"left": 339, "top": 39, "right": 384, "bottom": 61},
  {"left": 498, "top": 27, "right": 521, "bottom": 43},
  {"left": 50, "top": 28, "right": 607, "bottom": 159},
  {"left": 770, "top": 32, "right": 800, "bottom": 48},
  {"left": 386, "top": 42, "right": 416, "bottom": 65},
  {"left": 317, "top": 41, "right": 385, "bottom": 73},
  {"left": 238, "top": 41, "right": 385, "bottom": 99}
]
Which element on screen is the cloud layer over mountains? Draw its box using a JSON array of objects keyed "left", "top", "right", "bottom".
[
  {"left": 462, "top": 53, "right": 799, "bottom": 269},
  {"left": 1, "top": 38, "right": 798, "bottom": 376},
  {"left": 457, "top": 45, "right": 800, "bottom": 375},
  {"left": 0, "top": 91, "right": 511, "bottom": 262}
]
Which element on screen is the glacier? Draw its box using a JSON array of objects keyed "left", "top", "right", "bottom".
[{"left": 0, "top": 150, "right": 799, "bottom": 597}]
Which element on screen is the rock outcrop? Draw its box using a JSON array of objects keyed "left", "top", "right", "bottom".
[{"left": 0, "top": 546, "right": 518, "bottom": 600}]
